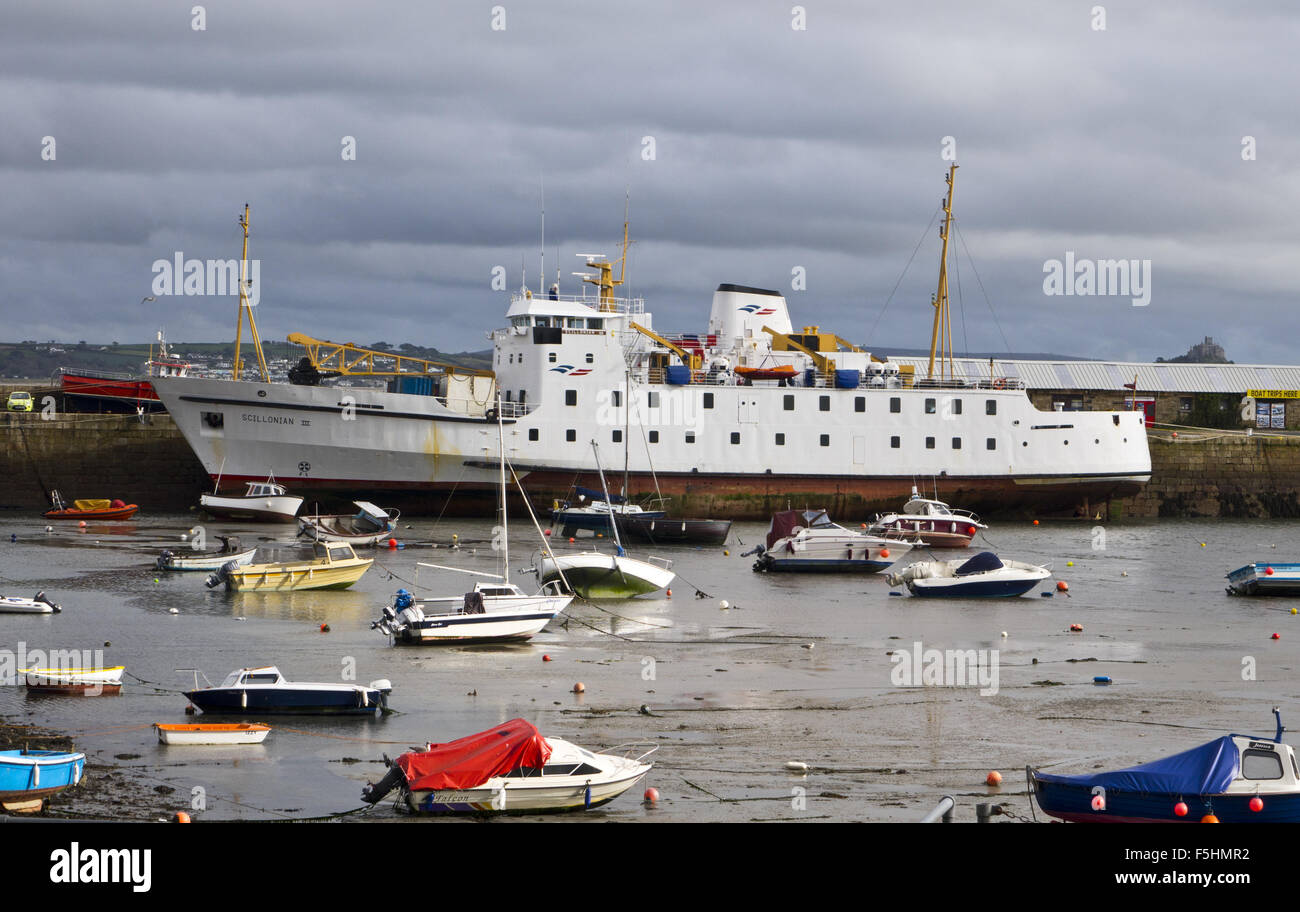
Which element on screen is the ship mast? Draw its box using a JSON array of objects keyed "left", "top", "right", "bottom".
[
  {"left": 232, "top": 204, "right": 269, "bottom": 382},
  {"left": 582, "top": 198, "right": 632, "bottom": 312},
  {"left": 926, "top": 164, "right": 958, "bottom": 382}
]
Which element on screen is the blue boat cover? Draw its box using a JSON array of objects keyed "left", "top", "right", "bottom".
[
  {"left": 955, "top": 551, "right": 1003, "bottom": 576},
  {"left": 573, "top": 486, "right": 625, "bottom": 504},
  {"left": 1036, "top": 736, "right": 1240, "bottom": 795}
]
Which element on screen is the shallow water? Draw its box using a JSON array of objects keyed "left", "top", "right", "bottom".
[{"left": 0, "top": 510, "right": 1296, "bottom": 822}]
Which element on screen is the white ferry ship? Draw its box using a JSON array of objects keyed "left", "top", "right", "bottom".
[{"left": 152, "top": 171, "right": 1152, "bottom": 517}]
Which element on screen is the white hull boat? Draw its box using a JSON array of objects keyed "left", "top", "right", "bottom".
[
  {"left": 751, "top": 509, "right": 912, "bottom": 572},
  {"left": 362, "top": 719, "right": 655, "bottom": 815},
  {"left": 0, "top": 592, "right": 61, "bottom": 614},
  {"left": 537, "top": 552, "right": 674, "bottom": 598},
  {"left": 24, "top": 665, "right": 124, "bottom": 695},
  {"left": 869, "top": 486, "right": 988, "bottom": 548},
  {"left": 155, "top": 722, "right": 271, "bottom": 745},
  {"left": 201, "top": 478, "right": 303, "bottom": 523},
  {"left": 887, "top": 551, "right": 1051, "bottom": 597},
  {"left": 156, "top": 538, "right": 257, "bottom": 571},
  {"left": 298, "top": 501, "right": 399, "bottom": 545},
  {"left": 374, "top": 582, "right": 571, "bottom": 644}
]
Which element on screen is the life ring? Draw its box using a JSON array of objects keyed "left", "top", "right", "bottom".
[
  {"left": 992, "top": 378, "right": 1007, "bottom": 389},
  {"left": 485, "top": 407, "right": 498, "bottom": 422}
]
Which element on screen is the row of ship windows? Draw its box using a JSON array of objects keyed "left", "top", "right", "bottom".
[
  {"left": 568, "top": 390, "right": 1000, "bottom": 414},
  {"left": 526, "top": 427, "right": 1001, "bottom": 450}
]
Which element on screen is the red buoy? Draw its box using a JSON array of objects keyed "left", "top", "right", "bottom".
[
  {"left": 1250, "top": 796, "right": 1264, "bottom": 812},
  {"left": 173, "top": 811, "right": 191, "bottom": 823},
  {"left": 543, "top": 529, "right": 552, "bottom": 536},
  {"left": 1265, "top": 566, "right": 1275, "bottom": 576},
  {"left": 1273, "top": 633, "right": 1281, "bottom": 640},
  {"left": 1201, "top": 814, "right": 1219, "bottom": 823},
  {"left": 387, "top": 538, "right": 397, "bottom": 549},
  {"left": 644, "top": 787, "right": 659, "bottom": 803},
  {"left": 985, "top": 770, "right": 1002, "bottom": 786},
  {"left": 1174, "top": 802, "right": 1188, "bottom": 817},
  {"left": 1056, "top": 581, "right": 1069, "bottom": 592},
  {"left": 666, "top": 588, "right": 672, "bottom": 598},
  {"left": 542, "top": 654, "right": 551, "bottom": 662},
  {"left": 572, "top": 682, "right": 585, "bottom": 693},
  {"left": 880, "top": 548, "right": 890, "bottom": 559},
  {"left": 1091, "top": 794, "right": 1106, "bottom": 811}
]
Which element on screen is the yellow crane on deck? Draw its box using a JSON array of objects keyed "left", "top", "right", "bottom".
[{"left": 285, "top": 332, "right": 493, "bottom": 378}]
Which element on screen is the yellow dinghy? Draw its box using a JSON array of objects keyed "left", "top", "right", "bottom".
[{"left": 206, "top": 542, "right": 373, "bottom": 592}]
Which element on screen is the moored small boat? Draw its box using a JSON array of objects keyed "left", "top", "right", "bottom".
[
  {"left": 0, "top": 591, "right": 61, "bottom": 614},
  {"left": 24, "top": 666, "right": 124, "bottom": 695},
  {"left": 155, "top": 722, "right": 271, "bottom": 745},
  {"left": 373, "top": 581, "right": 571, "bottom": 645},
  {"left": 1226, "top": 562, "right": 1300, "bottom": 597},
  {"left": 886, "top": 551, "right": 1049, "bottom": 597},
  {"left": 201, "top": 477, "right": 303, "bottom": 523},
  {"left": 43, "top": 491, "right": 138, "bottom": 521},
  {"left": 157, "top": 535, "right": 257, "bottom": 571},
  {"left": 869, "top": 486, "right": 987, "bottom": 548},
  {"left": 0, "top": 749, "right": 86, "bottom": 812},
  {"left": 751, "top": 509, "right": 912, "bottom": 573},
  {"left": 361, "top": 718, "right": 655, "bottom": 815},
  {"left": 184, "top": 666, "right": 392, "bottom": 715},
  {"left": 536, "top": 551, "right": 674, "bottom": 598},
  {"left": 1030, "top": 709, "right": 1300, "bottom": 823},
  {"left": 297, "top": 501, "right": 399, "bottom": 545},
  {"left": 206, "top": 541, "right": 372, "bottom": 591}
]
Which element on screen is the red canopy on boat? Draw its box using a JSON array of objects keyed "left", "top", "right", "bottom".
[{"left": 397, "top": 719, "right": 552, "bottom": 790}]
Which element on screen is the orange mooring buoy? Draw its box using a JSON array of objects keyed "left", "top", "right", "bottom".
[
  {"left": 1201, "top": 814, "right": 1219, "bottom": 823},
  {"left": 1056, "top": 581, "right": 1069, "bottom": 592},
  {"left": 985, "top": 771, "right": 1002, "bottom": 786}
]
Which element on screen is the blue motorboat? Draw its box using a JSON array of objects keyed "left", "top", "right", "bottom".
[
  {"left": 1030, "top": 708, "right": 1300, "bottom": 822},
  {"left": 886, "top": 551, "right": 1050, "bottom": 597},
  {"left": 184, "top": 666, "right": 392, "bottom": 715},
  {"left": 0, "top": 749, "right": 86, "bottom": 810}
]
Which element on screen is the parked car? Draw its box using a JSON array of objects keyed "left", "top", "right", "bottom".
[{"left": 6, "top": 391, "right": 33, "bottom": 412}]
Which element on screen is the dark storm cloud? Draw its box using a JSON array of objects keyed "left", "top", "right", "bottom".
[{"left": 1, "top": 0, "right": 1297, "bottom": 364}]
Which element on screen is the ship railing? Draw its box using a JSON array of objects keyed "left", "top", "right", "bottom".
[
  {"left": 54, "top": 366, "right": 137, "bottom": 381},
  {"left": 508, "top": 292, "right": 645, "bottom": 315},
  {"left": 495, "top": 401, "right": 537, "bottom": 418}
]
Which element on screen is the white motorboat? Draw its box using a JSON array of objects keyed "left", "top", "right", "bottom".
[
  {"left": 154, "top": 722, "right": 271, "bottom": 745},
  {"left": 298, "top": 501, "right": 399, "bottom": 545},
  {"left": 362, "top": 718, "right": 655, "bottom": 815},
  {"left": 0, "top": 592, "right": 61, "bottom": 614},
  {"left": 201, "top": 477, "right": 303, "bottom": 523},
  {"left": 886, "top": 551, "right": 1051, "bottom": 597},
  {"left": 869, "top": 486, "right": 988, "bottom": 548},
  {"left": 156, "top": 535, "right": 257, "bottom": 571},
  {"left": 374, "top": 581, "right": 571, "bottom": 644},
  {"left": 751, "top": 509, "right": 912, "bottom": 572}
]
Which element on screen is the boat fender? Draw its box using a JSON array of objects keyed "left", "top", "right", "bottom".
[
  {"left": 74, "top": 760, "right": 82, "bottom": 785},
  {"left": 31, "top": 763, "right": 38, "bottom": 788},
  {"left": 584, "top": 783, "right": 592, "bottom": 809}
]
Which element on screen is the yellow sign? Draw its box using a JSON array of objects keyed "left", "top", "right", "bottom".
[{"left": 1247, "top": 390, "right": 1300, "bottom": 399}]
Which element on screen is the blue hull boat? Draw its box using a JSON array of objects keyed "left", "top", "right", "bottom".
[
  {"left": 0, "top": 749, "right": 86, "bottom": 808},
  {"left": 185, "top": 666, "right": 392, "bottom": 716},
  {"left": 1030, "top": 710, "right": 1300, "bottom": 822}
]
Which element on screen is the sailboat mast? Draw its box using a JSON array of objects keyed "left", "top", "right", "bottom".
[
  {"left": 498, "top": 396, "right": 509, "bottom": 582},
  {"left": 591, "top": 441, "right": 624, "bottom": 554},
  {"left": 927, "top": 164, "right": 958, "bottom": 382}
]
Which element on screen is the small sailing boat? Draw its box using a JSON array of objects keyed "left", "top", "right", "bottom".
[{"left": 534, "top": 442, "right": 675, "bottom": 598}]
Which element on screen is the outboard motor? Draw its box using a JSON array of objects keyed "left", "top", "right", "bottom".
[
  {"left": 33, "top": 591, "right": 61, "bottom": 613},
  {"left": 219, "top": 535, "right": 241, "bottom": 554},
  {"left": 362, "top": 754, "right": 405, "bottom": 804},
  {"left": 155, "top": 549, "right": 174, "bottom": 571},
  {"left": 369, "top": 679, "right": 393, "bottom": 712},
  {"left": 205, "top": 560, "right": 239, "bottom": 590}
]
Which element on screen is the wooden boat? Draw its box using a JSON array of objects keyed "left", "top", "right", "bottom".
[
  {"left": 205, "top": 541, "right": 373, "bottom": 591},
  {"left": 297, "top": 501, "right": 399, "bottom": 545},
  {"left": 24, "top": 666, "right": 124, "bottom": 695},
  {"left": 184, "top": 666, "right": 392, "bottom": 715},
  {"left": 156, "top": 535, "right": 257, "bottom": 571},
  {"left": 1030, "top": 710, "right": 1300, "bottom": 822},
  {"left": 1226, "top": 562, "right": 1300, "bottom": 596},
  {"left": 0, "top": 749, "right": 85, "bottom": 812},
  {"left": 0, "top": 591, "right": 61, "bottom": 614},
  {"left": 155, "top": 722, "right": 271, "bottom": 745},
  {"left": 751, "top": 509, "right": 912, "bottom": 573},
  {"left": 201, "top": 477, "right": 303, "bottom": 523},
  {"left": 869, "top": 485, "right": 987, "bottom": 548},
  {"left": 43, "top": 491, "right": 138, "bottom": 521},
  {"left": 361, "top": 718, "right": 655, "bottom": 815},
  {"left": 886, "top": 551, "right": 1050, "bottom": 597}
]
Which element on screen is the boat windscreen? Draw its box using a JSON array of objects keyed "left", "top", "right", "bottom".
[{"left": 955, "top": 551, "right": 1004, "bottom": 576}]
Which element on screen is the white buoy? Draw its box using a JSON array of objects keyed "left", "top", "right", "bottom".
[
  {"left": 168, "top": 608, "right": 179, "bottom": 615},
  {"left": 785, "top": 761, "right": 809, "bottom": 772},
  {"left": 719, "top": 600, "right": 730, "bottom": 610},
  {"left": 1001, "top": 631, "right": 1008, "bottom": 638}
]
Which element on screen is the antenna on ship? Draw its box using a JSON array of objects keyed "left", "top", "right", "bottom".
[{"left": 927, "top": 164, "right": 958, "bottom": 383}]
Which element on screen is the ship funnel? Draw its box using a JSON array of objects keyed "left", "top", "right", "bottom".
[{"left": 707, "top": 284, "right": 792, "bottom": 349}]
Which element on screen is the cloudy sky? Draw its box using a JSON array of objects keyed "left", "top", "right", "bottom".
[{"left": 2, "top": 0, "right": 1296, "bottom": 362}]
